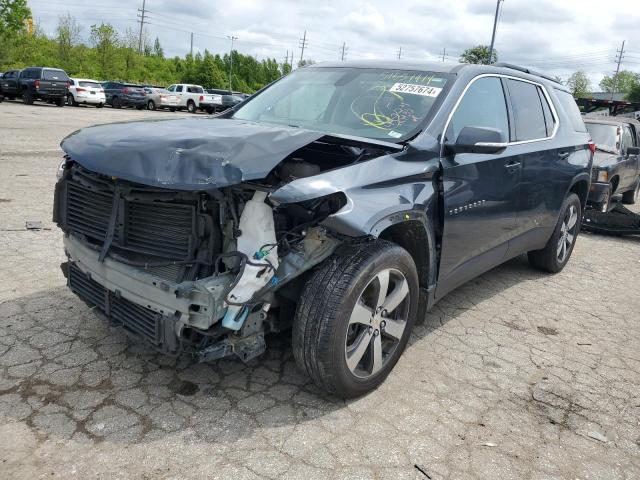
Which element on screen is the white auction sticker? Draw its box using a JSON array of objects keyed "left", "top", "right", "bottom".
[{"left": 389, "top": 83, "right": 442, "bottom": 97}]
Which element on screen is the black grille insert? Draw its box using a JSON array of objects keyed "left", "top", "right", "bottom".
[
  {"left": 68, "top": 264, "right": 162, "bottom": 346},
  {"left": 64, "top": 178, "right": 197, "bottom": 261}
]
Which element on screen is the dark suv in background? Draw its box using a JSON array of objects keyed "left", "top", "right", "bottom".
[
  {"left": 55, "top": 61, "right": 592, "bottom": 398},
  {"left": 584, "top": 117, "right": 640, "bottom": 211},
  {"left": 102, "top": 82, "right": 147, "bottom": 109},
  {"left": 1, "top": 67, "right": 69, "bottom": 106},
  {"left": 206, "top": 88, "right": 245, "bottom": 112}
]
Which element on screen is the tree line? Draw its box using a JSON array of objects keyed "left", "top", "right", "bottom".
[{"left": 0, "top": 3, "right": 288, "bottom": 92}]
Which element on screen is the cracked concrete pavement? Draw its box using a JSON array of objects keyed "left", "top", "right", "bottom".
[{"left": 1, "top": 101, "right": 639, "bottom": 479}]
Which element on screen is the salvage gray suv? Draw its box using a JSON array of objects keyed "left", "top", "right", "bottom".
[{"left": 54, "top": 61, "right": 592, "bottom": 397}]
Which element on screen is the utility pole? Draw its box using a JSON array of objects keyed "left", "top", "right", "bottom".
[
  {"left": 488, "top": 0, "right": 504, "bottom": 64},
  {"left": 227, "top": 35, "right": 238, "bottom": 91},
  {"left": 190, "top": 32, "right": 193, "bottom": 56},
  {"left": 137, "top": 0, "right": 147, "bottom": 54},
  {"left": 298, "top": 30, "right": 308, "bottom": 67},
  {"left": 441, "top": 47, "right": 446, "bottom": 62},
  {"left": 340, "top": 42, "right": 347, "bottom": 61},
  {"left": 397, "top": 46, "right": 402, "bottom": 60},
  {"left": 284, "top": 50, "right": 289, "bottom": 68},
  {"left": 611, "top": 40, "right": 626, "bottom": 101}
]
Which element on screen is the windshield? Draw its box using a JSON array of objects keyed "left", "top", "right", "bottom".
[
  {"left": 586, "top": 123, "right": 620, "bottom": 153},
  {"left": 43, "top": 69, "right": 69, "bottom": 81},
  {"left": 233, "top": 67, "right": 450, "bottom": 141}
]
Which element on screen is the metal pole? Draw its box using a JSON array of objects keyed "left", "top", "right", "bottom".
[
  {"left": 442, "top": 48, "right": 446, "bottom": 62},
  {"left": 227, "top": 35, "right": 237, "bottom": 91},
  {"left": 137, "top": 0, "right": 146, "bottom": 53},
  {"left": 341, "top": 42, "right": 346, "bottom": 61},
  {"left": 488, "top": 0, "right": 503, "bottom": 64},
  {"left": 299, "top": 30, "right": 307, "bottom": 66},
  {"left": 611, "top": 40, "right": 625, "bottom": 101}
]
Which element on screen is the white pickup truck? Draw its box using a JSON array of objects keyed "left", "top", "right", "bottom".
[{"left": 166, "top": 84, "right": 222, "bottom": 114}]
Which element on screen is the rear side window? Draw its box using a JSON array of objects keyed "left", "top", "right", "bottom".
[
  {"left": 447, "top": 76, "right": 510, "bottom": 142},
  {"left": 43, "top": 69, "right": 69, "bottom": 81},
  {"left": 176, "top": 85, "right": 183, "bottom": 92},
  {"left": 554, "top": 90, "right": 587, "bottom": 133},
  {"left": 507, "top": 79, "right": 548, "bottom": 141}
]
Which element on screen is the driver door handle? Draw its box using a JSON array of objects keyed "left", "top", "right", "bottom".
[{"left": 505, "top": 160, "right": 521, "bottom": 169}]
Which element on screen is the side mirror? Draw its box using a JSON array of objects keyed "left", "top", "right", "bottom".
[
  {"left": 627, "top": 146, "right": 640, "bottom": 156},
  {"left": 446, "top": 126, "right": 508, "bottom": 155}
]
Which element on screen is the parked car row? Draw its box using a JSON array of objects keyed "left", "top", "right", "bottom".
[{"left": 0, "top": 66, "right": 249, "bottom": 114}]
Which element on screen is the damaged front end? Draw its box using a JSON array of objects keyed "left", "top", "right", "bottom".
[{"left": 54, "top": 155, "right": 350, "bottom": 363}]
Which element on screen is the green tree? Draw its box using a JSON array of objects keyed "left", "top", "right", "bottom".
[
  {"left": 90, "top": 23, "right": 119, "bottom": 79},
  {"left": 55, "top": 13, "right": 81, "bottom": 71},
  {"left": 599, "top": 70, "right": 640, "bottom": 93},
  {"left": 566, "top": 71, "right": 591, "bottom": 98},
  {"left": 0, "top": 0, "right": 31, "bottom": 35},
  {"left": 627, "top": 83, "right": 640, "bottom": 103},
  {"left": 153, "top": 36, "right": 163, "bottom": 57},
  {"left": 459, "top": 45, "right": 497, "bottom": 65}
]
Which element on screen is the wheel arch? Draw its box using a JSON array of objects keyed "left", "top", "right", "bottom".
[
  {"left": 568, "top": 176, "right": 590, "bottom": 209},
  {"left": 610, "top": 175, "right": 620, "bottom": 193}
]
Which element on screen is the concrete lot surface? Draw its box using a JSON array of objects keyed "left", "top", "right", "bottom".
[{"left": 0, "top": 101, "right": 639, "bottom": 479}]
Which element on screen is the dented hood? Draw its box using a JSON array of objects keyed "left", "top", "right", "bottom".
[{"left": 60, "top": 117, "right": 324, "bottom": 190}]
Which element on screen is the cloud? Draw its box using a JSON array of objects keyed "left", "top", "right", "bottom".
[{"left": 30, "top": 0, "right": 640, "bottom": 85}]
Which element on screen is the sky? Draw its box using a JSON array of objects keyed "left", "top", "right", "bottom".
[{"left": 28, "top": 0, "right": 640, "bottom": 90}]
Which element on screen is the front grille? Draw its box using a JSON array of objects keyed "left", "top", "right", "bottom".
[
  {"left": 64, "top": 177, "right": 197, "bottom": 261},
  {"left": 67, "top": 182, "right": 113, "bottom": 241},
  {"left": 69, "top": 264, "right": 163, "bottom": 347},
  {"left": 124, "top": 201, "right": 195, "bottom": 259}
]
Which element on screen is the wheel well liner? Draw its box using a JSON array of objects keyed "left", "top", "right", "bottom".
[
  {"left": 569, "top": 179, "right": 589, "bottom": 208},
  {"left": 610, "top": 175, "right": 619, "bottom": 193},
  {"left": 379, "top": 220, "right": 430, "bottom": 288}
]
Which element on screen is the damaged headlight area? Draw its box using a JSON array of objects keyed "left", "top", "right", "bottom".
[{"left": 54, "top": 162, "right": 345, "bottom": 363}]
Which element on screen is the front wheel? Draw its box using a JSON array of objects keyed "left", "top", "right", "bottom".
[
  {"left": 528, "top": 193, "right": 581, "bottom": 273},
  {"left": 621, "top": 179, "right": 640, "bottom": 205},
  {"left": 147, "top": 100, "right": 156, "bottom": 111},
  {"left": 293, "top": 240, "right": 419, "bottom": 398}
]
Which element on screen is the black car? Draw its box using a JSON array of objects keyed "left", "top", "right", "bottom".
[
  {"left": 584, "top": 117, "right": 640, "bottom": 211},
  {"left": 206, "top": 88, "right": 244, "bottom": 112},
  {"left": 0, "top": 69, "right": 21, "bottom": 101},
  {"left": 102, "top": 81, "right": 147, "bottom": 109},
  {"left": 54, "top": 61, "right": 592, "bottom": 398},
  {"left": 1, "top": 67, "right": 69, "bottom": 106}
]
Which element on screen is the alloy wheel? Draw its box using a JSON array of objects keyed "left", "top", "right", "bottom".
[
  {"left": 345, "top": 268, "right": 410, "bottom": 379},
  {"left": 557, "top": 204, "right": 578, "bottom": 263}
]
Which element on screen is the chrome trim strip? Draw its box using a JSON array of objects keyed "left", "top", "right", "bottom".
[{"left": 441, "top": 73, "right": 560, "bottom": 153}]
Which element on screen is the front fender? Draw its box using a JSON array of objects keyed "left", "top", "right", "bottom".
[{"left": 270, "top": 152, "right": 441, "bottom": 237}]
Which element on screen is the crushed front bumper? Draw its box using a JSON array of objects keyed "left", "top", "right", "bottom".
[{"left": 63, "top": 234, "right": 232, "bottom": 352}]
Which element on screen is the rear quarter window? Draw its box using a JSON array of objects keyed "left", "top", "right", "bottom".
[
  {"left": 554, "top": 89, "right": 587, "bottom": 133},
  {"left": 43, "top": 69, "right": 69, "bottom": 81}
]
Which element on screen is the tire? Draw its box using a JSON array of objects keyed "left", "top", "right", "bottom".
[
  {"left": 112, "top": 97, "right": 121, "bottom": 109},
  {"left": 55, "top": 97, "right": 65, "bottom": 107},
  {"left": 187, "top": 100, "right": 197, "bottom": 113},
  {"left": 22, "top": 91, "right": 34, "bottom": 105},
  {"left": 147, "top": 100, "right": 156, "bottom": 111},
  {"left": 292, "top": 239, "right": 419, "bottom": 398},
  {"left": 66, "top": 94, "right": 77, "bottom": 106},
  {"left": 135, "top": 105, "right": 144, "bottom": 110},
  {"left": 206, "top": 107, "right": 214, "bottom": 114},
  {"left": 169, "top": 107, "right": 176, "bottom": 112},
  {"left": 528, "top": 193, "right": 581, "bottom": 274},
  {"left": 96, "top": 103, "right": 103, "bottom": 108},
  {"left": 621, "top": 179, "right": 640, "bottom": 205}
]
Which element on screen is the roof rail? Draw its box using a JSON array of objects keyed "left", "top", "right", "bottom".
[{"left": 492, "top": 62, "right": 562, "bottom": 85}]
